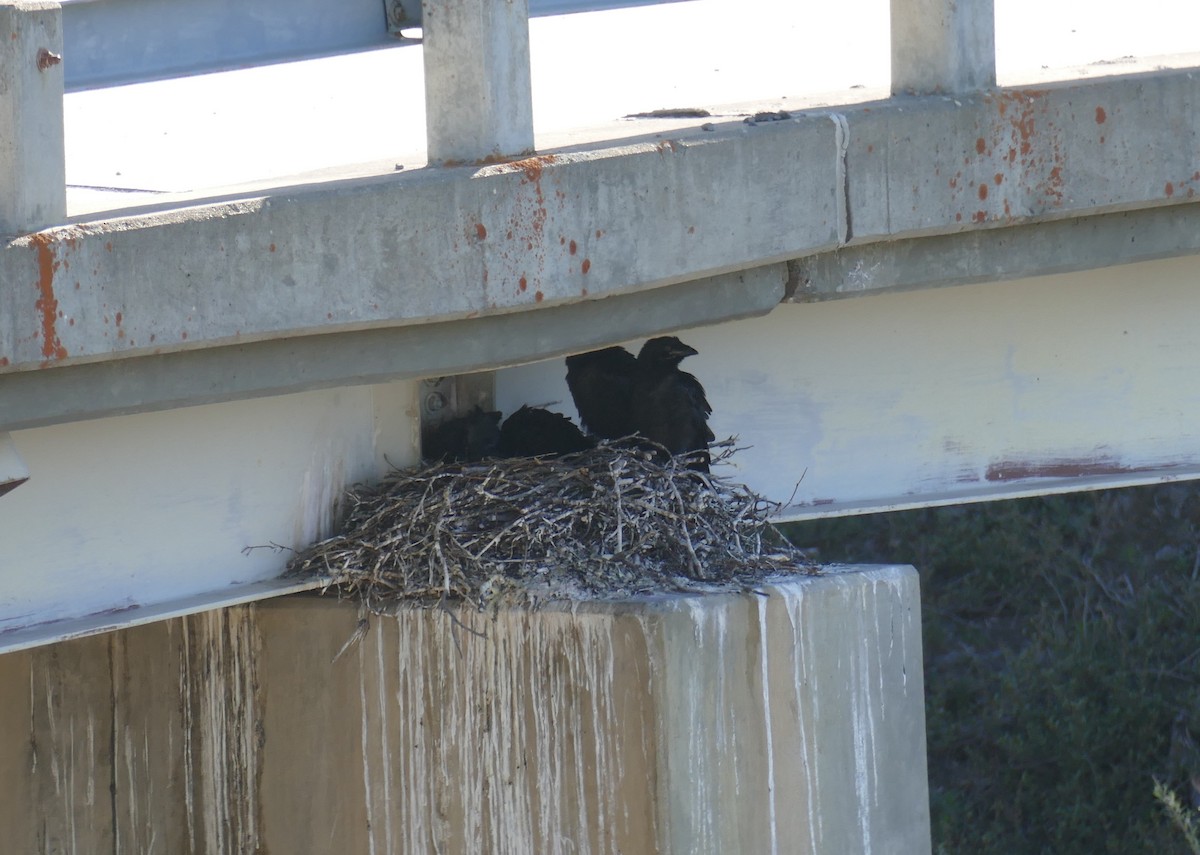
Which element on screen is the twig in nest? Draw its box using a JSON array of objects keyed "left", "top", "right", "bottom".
[
  {"left": 286, "top": 440, "right": 817, "bottom": 612},
  {"left": 242, "top": 542, "right": 296, "bottom": 556}
]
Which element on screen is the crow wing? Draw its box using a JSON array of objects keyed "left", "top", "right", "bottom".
[
  {"left": 565, "top": 346, "right": 639, "bottom": 439},
  {"left": 498, "top": 406, "right": 594, "bottom": 457},
  {"left": 631, "top": 369, "right": 714, "bottom": 472}
]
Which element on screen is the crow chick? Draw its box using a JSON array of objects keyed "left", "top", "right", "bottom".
[
  {"left": 498, "top": 405, "right": 595, "bottom": 457},
  {"left": 565, "top": 346, "right": 639, "bottom": 439},
  {"left": 422, "top": 406, "right": 501, "bottom": 463},
  {"left": 631, "top": 336, "right": 714, "bottom": 471}
]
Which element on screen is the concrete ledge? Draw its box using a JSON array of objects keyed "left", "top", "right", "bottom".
[
  {"left": 0, "top": 122, "right": 838, "bottom": 372},
  {"left": 0, "top": 264, "right": 785, "bottom": 430},
  {"left": 792, "top": 204, "right": 1200, "bottom": 299},
  {"left": 3, "top": 67, "right": 1198, "bottom": 380},
  {"left": 0, "top": 566, "right": 930, "bottom": 854},
  {"left": 844, "top": 71, "right": 1200, "bottom": 241}
]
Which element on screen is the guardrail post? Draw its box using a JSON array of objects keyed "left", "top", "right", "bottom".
[
  {"left": 422, "top": 0, "right": 535, "bottom": 164},
  {"left": 891, "top": 0, "right": 995, "bottom": 94},
  {"left": 0, "top": 1, "right": 65, "bottom": 235}
]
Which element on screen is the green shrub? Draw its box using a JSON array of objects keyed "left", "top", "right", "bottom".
[{"left": 784, "top": 484, "right": 1200, "bottom": 854}]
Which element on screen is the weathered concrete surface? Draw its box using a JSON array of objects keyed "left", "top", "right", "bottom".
[
  {"left": 791, "top": 204, "right": 1200, "bottom": 298},
  {"left": 423, "top": 0, "right": 534, "bottom": 163},
  {"left": 891, "top": 0, "right": 996, "bottom": 94},
  {"left": 0, "top": 264, "right": 786, "bottom": 431},
  {"left": 0, "top": 2, "right": 65, "bottom": 234},
  {"left": 3, "top": 69, "right": 1198, "bottom": 382},
  {"left": 0, "top": 567, "right": 930, "bottom": 854},
  {"left": 844, "top": 73, "right": 1200, "bottom": 242},
  {"left": 0, "top": 118, "right": 835, "bottom": 372},
  {"left": 0, "top": 120, "right": 837, "bottom": 372}
]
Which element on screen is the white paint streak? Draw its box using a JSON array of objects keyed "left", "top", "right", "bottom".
[
  {"left": 193, "top": 609, "right": 261, "bottom": 853},
  {"left": 756, "top": 597, "right": 779, "bottom": 855},
  {"left": 357, "top": 640, "right": 377, "bottom": 855},
  {"left": 373, "top": 628, "right": 394, "bottom": 855},
  {"left": 180, "top": 620, "right": 197, "bottom": 852}
]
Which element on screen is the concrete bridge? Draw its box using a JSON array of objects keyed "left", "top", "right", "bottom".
[{"left": 0, "top": 0, "right": 1197, "bottom": 850}]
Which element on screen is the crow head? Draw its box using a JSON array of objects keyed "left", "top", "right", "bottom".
[{"left": 638, "top": 336, "right": 699, "bottom": 368}]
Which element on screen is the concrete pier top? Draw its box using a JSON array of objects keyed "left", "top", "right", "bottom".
[{"left": 0, "top": 564, "right": 930, "bottom": 854}]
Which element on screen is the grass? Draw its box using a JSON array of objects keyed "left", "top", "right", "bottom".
[{"left": 783, "top": 483, "right": 1200, "bottom": 854}]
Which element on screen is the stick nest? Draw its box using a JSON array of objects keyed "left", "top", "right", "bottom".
[{"left": 287, "top": 441, "right": 817, "bottom": 610}]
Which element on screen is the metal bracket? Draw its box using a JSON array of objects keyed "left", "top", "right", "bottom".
[
  {"left": 419, "top": 371, "right": 496, "bottom": 451},
  {"left": 387, "top": 0, "right": 422, "bottom": 33}
]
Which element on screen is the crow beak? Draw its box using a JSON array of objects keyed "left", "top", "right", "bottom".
[{"left": 671, "top": 342, "right": 699, "bottom": 359}]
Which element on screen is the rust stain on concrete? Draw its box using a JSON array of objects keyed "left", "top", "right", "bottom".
[
  {"left": 967, "top": 88, "right": 1067, "bottom": 222},
  {"left": 30, "top": 233, "right": 68, "bottom": 364},
  {"left": 502, "top": 153, "right": 557, "bottom": 183}
]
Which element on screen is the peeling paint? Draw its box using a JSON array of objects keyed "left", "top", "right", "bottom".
[{"left": 985, "top": 456, "right": 1150, "bottom": 481}]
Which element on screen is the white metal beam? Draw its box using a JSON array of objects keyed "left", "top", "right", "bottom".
[
  {"left": 497, "top": 253, "right": 1200, "bottom": 519},
  {"left": 0, "top": 577, "right": 328, "bottom": 655}
]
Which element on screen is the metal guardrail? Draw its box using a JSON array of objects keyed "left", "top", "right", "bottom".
[{"left": 60, "top": 0, "right": 693, "bottom": 89}]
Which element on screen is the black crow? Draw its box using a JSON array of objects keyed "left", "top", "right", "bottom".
[
  {"left": 565, "top": 346, "right": 639, "bottom": 439},
  {"left": 631, "top": 336, "right": 714, "bottom": 471},
  {"left": 422, "top": 406, "right": 501, "bottom": 463},
  {"left": 498, "top": 405, "right": 595, "bottom": 457}
]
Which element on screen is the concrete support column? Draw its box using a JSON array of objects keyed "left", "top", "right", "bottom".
[
  {"left": 890, "top": 0, "right": 995, "bottom": 94},
  {"left": 0, "top": 1, "right": 65, "bottom": 235},
  {"left": 421, "top": 0, "right": 535, "bottom": 164},
  {"left": 0, "top": 565, "right": 932, "bottom": 853}
]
